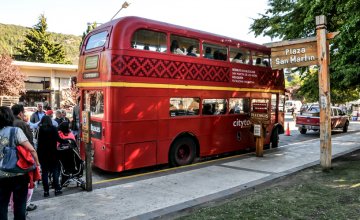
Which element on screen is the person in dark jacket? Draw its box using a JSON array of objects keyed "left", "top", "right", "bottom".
[{"left": 37, "top": 116, "right": 67, "bottom": 197}]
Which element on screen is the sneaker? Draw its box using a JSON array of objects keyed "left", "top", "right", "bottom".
[
  {"left": 44, "top": 191, "right": 49, "bottom": 197},
  {"left": 55, "top": 190, "right": 62, "bottom": 196},
  {"left": 26, "top": 203, "right": 37, "bottom": 211}
]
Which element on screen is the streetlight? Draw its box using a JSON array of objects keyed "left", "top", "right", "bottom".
[{"left": 110, "top": 1, "right": 130, "bottom": 21}]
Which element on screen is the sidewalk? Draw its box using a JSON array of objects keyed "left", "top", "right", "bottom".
[{"left": 23, "top": 131, "right": 360, "bottom": 220}]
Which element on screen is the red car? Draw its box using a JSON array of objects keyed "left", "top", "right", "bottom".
[{"left": 296, "top": 105, "right": 350, "bottom": 134}]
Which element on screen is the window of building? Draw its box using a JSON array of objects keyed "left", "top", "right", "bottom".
[
  {"left": 84, "top": 90, "right": 104, "bottom": 118},
  {"left": 131, "top": 29, "right": 167, "bottom": 52},
  {"left": 170, "top": 35, "right": 199, "bottom": 57},
  {"left": 86, "top": 31, "right": 108, "bottom": 50},
  {"left": 202, "top": 42, "right": 227, "bottom": 61},
  {"left": 229, "top": 47, "right": 250, "bottom": 64},
  {"left": 170, "top": 97, "right": 200, "bottom": 117},
  {"left": 229, "top": 98, "right": 250, "bottom": 114},
  {"left": 202, "top": 99, "right": 227, "bottom": 115}
]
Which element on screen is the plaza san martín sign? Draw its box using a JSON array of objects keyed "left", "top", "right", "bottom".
[{"left": 266, "top": 37, "right": 318, "bottom": 69}]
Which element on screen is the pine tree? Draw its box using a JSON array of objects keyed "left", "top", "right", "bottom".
[
  {"left": 17, "top": 14, "right": 70, "bottom": 64},
  {"left": 0, "top": 54, "right": 25, "bottom": 96}
]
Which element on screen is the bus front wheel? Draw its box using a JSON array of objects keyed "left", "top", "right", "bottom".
[{"left": 169, "top": 137, "right": 196, "bottom": 167}]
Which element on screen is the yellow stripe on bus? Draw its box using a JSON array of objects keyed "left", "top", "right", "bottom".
[{"left": 77, "top": 82, "right": 284, "bottom": 94}]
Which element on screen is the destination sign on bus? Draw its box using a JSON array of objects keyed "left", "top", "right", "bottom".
[{"left": 231, "top": 68, "right": 257, "bottom": 84}]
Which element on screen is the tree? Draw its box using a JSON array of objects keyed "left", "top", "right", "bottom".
[
  {"left": 250, "top": 0, "right": 360, "bottom": 103},
  {"left": 17, "top": 14, "right": 70, "bottom": 64},
  {"left": 0, "top": 54, "right": 25, "bottom": 96}
]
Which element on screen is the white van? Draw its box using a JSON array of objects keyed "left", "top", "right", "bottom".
[{"left": 285, "top": 100, "right": 302, "bottom": 113}]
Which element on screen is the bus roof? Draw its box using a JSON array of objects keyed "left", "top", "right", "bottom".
[{"left": 92, "top": 16, "right": 270, "bottom": 53}]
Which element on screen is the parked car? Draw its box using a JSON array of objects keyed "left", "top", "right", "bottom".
[{"left": 296, "top": 105, "right": 350, "bottom": 134}]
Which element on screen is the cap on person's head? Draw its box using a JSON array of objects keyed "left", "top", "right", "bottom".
[{"left": 46, "top": 110, "right": 53, "bottom": 116}]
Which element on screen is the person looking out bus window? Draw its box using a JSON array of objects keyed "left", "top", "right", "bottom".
[
  {"left": 186, "top": 45, "right": 197, "bottom": 57},
  {"left": 204, "top": 47, "right": 213, "bottom": 59},
  {"left": 170, "top": 40, "right": 186, "bottom": 55},
  {"left": 255, "top": 58, "right": 262, "bottom": 66},
  {"left": 232, "top": 53, "right": 243, "bottom": 63}
]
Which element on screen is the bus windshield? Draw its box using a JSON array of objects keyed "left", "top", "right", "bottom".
[{"left": 85, "top": 31, "right": 108, "bottom": 50}]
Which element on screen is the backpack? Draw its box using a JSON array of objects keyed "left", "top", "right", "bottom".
[{"left": 0, "top": 127, "right": 35, "bottom": 173}]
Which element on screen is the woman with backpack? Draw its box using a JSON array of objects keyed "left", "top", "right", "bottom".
[{"left": 0, "top": 106, "right": 40, "bottom": 220}]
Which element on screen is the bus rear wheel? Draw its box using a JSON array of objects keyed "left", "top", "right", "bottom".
[{"left": 169, "top": 137, "right": 196, "bottom": 167}]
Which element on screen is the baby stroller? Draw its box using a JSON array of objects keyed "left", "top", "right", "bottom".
[{"left": 57, "top": 139, "right": 85, "bottom": 189}]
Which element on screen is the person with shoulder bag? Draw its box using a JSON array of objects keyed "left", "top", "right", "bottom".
[{"left": 0, "top": 106, "right": 40, "bottom": 220}]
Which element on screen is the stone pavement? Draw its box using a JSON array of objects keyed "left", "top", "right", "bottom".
[{"left": 14, "top": 131, "right": 360, "bottom": 220}]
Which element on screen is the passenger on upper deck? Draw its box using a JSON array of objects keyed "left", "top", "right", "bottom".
[
  {"left": 186, "top": 45, "right": 197, "bottom": 57},
  {"left": 255, "top": 58, "right": 262, "bottom": 66},
  {"left": 170, "top": 40, "right": 186, "bottom": 55},
  {"left": 232, "top": 53, "right": 243, "bottom": 63},
  {"left": 204, "top": 47, "right": 213, "bottom": 59}
]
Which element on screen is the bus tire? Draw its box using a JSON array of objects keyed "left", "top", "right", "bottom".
[
  {"left": 271, "top": 129, "right": 279, "bottom": 148},
  {"left": 300, "top": 128, "right": 307, "bottom": 134},
  {"left": 343, "top": 121, "right": 349, "bottom": 133},
  {"left": 169, "top": 137, "right": 196, "bottom": 167}
]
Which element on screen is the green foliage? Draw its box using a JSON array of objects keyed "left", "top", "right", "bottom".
[
  {"left": 0, "top": 22, "right": 81, "bottom": 64},
  {"left": 250, "top": 0, "right": 360, "bottom": 103},
  {"left": 17, "top": 14, "right": 70, "bottom": 64}
]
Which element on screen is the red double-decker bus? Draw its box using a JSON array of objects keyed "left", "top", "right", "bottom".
[{"left": 78, "top": 16, "right": 285, "bottom": 172}]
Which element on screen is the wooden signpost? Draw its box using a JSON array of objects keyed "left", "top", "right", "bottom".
[
  {"left": 251, "top": 102, "right": 270, "bottom": 157},
  {"left": 266, "top": 15, "right": 337, "bottom": 170},
  {"left": 82, "top": 111, "right": 92, "bottom": 191}
]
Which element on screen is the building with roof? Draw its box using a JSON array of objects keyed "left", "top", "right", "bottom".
[{"left": 12, "top": 61, "right": 78, "bottom": 109}]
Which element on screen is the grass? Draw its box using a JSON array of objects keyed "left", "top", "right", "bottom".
[{"left": 177, "top": 150, "right": 360, "bottom": 220}]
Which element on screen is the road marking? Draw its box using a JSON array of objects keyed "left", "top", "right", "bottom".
[{"left": 216, "top": 164, "right": 276, "bottom": 174}]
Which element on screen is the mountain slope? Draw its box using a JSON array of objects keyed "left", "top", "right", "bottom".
[{"left": 0, "top": 23, "right": 82, "bottom": 64}]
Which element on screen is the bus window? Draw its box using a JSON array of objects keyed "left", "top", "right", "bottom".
[
  {"left": 229, "top": 98, "right": 250, "bottom": 114},
  {"left": 229, "top": 47, "right": 250, "bottom": 64},
  {"left": 202, "top": 99, "right": 227, "bottom": 115},
  {"left": 170, "top": 35, "right": 199, "bottom": 57},
  {"left": 85, "top": 31, "right": 108, "bottom": 50},
  {"left": 252, "top": 52, "right": 270, "bottom": 67},
  {"left": 84, "top": 90, "right": 104, "bottom": 118},
  {"left": 131, "top": 29, "right": 167, "bottom": 52},
  {"left": 170, "top": 97, "right": 200, "bottom": 117},
  {"left": 203, "top": 43, "right": 227, "bottom": 61}
]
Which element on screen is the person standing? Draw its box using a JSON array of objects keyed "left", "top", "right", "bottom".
[
  {"left": 11, "top": 104, "right": 38, "bottom": 212},
  {"left": 30, "top": 103, "right": 45, "bottom": 124},
  {"left": 54, "top": 110, "right": 63, "bottom": 125},
  {"left": 37, "top": 116, "right": 67, "bottom": 197},
  {"left": 0, "top": 106, "right": 40, "bottom": 220}
]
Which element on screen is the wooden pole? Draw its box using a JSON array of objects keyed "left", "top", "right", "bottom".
[
  {"left": 82, "top": 111, "right": 92, "bottom": 191},
  {"left": 255, "top": 124, "right": 264, "bottom": 157},
  {"left": 316, "top": 15, "right": 332, "bottom": 170}
]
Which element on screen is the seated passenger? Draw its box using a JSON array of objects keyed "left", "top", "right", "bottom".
[
  {"left": 255, "top": 58, "right": 262, "bottom": 66},
  {"left": 186, "top": 45, "right": 197, "bottom": 57},
  {"left": 204, "top": 47, "right": 213, "bottom": 59},
  {"left": 202, "top": 104, "right": 213, "bottom": 115},
  {"left": 213, "top": 50, "right": 220, "bottom": 60},
  {"left": 262, "top": 60, "right": 269, "bottom": 67},
  {"left": 170, "top": 40, "right": 186, "bottom": 55},
  {"left": 232, "top": 53, "right": 243, "bottom": 63}
]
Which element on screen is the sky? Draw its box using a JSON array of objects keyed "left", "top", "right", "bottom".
[{"left": 0, "top": 0, "right": 274, "bottom": 44}]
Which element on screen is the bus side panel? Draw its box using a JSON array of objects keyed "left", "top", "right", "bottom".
[{"left": 124, "top": 141, "right": 156, "bottom": 170}]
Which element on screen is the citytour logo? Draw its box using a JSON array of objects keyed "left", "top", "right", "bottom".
[{"left": 233, "top": 119, "right": 251, "bottom": 128}]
